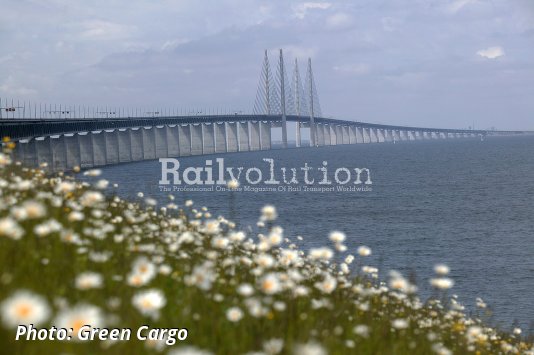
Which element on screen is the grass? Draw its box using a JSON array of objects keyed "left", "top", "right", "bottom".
[{"left": 0, "top": 143, "right": 532, "bottom": 355}]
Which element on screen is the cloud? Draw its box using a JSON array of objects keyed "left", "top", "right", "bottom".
[
  {"left": 447, "top": 0, "right": 478, "bottom": 14},
  {"left": 325, "top": 13, "right": 353, "bottom": 30},
  {"left": 161, "top": 38, "right": 191, "bottom": 51},
  {"left": 75, "top": 20, "right": 136, "bottom": 41},
  {"left": 333, "top": 63, "right": 370, "bottom": 75},
  {"left": 293, "top": 2, "right": 332, "bottom": 19},
  {"left": 477, "top": 46, "right": 505, "bottom": 59},
  {"left": 282, "top": 46, "right": 318, "bottom": 60},
  {"left": 0, "top": 76, "right": 37, "bottom": 96},
  {"left": 381, "top": 17, "right": 402, "bottom": 32}
]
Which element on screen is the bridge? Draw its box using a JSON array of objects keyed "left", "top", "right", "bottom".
[{"left": 0, "top": 50, "right": 528, "bottom": 172}]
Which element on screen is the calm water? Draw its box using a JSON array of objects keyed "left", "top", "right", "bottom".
[{"left": 83, "top": 136, "right": 534, "bottom": 331}]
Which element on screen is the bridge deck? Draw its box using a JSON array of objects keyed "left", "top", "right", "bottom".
[{"left": 0, "top": 114, "right": 499, "bottom": 141}]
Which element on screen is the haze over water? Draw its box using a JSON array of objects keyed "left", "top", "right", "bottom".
[{"left": 85, "top": 136, "right": 534, "bottom": 331}]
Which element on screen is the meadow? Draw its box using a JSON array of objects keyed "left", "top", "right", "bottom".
[{"left": 0, "top": 141, "right": 532, "bottom": 354}]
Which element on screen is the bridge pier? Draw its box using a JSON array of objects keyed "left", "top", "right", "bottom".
[
  {"left": 295, "top": 122, "right": 301, "bottom": 147},
  {"left": 318, "top": 124, "right": 323, "bottom": 146},
  {"left": 315, "top": 124, "right": 330, "bottom": 146},
  {"left": 77, "top": 133, "right": 92, "bottom": 168},
  {"left": 92, "top": 132, "right": 107, "bottom": 166},
  {"left": 336, "top": 126, "right": 342, "bottom": 145},
  {"left": 332, "top": 125, "right": 339, "bottom": 145},
  {"left": 331, "top": 125, "right": 336, "bottom": 145},
  {"left": 118, "top": 129, "right": 132, "bottom": 163},
  {"left": 203, "top": 123, "right": 216, "bottom": 154},
  {"left": 178, "top": 125, "right": 191, "bottom": 156},
  {"left": 130, "top": 128, "right": 143, "bottom": 160},
  {"left": 103, "top": 130, "right": 119, "bottom": 164},
  {"left": 349, "top": 126, "right": 357, "bottom": 144},
  {"left": 63, "top": 133, "right": 80, "bottom": 169},
  {"left": 384, "top": 129, "right": 392, "bottom": 143},
  {"left": 342, "top": 126, "right": 350, "bottom": 144},
  {"left": 50, "top": 135, "right": 66, "bottom": 171},
  {"left": 65, "top": 134, "right": 81, "bottom": 168},
  {"left": 377, "top": 129, "right": 385, "bottom": 143},
  {"left": 214, "top": 123, "right": 226, "bottom": 153},
  {"left": 327, "top": 125, "right": 333, "bottom": 145},
  {"left": 238, "top": 122, "right": 249, "bottom": 152},
  {"left": 140, "top": 128, "right": 155, "bottom": 160},
  {"left": 415, "top": 131, "right": 423, "bottom": 141},
  {"left": 35, "top": 137, "right": 50, "bottom": 170},
  {"left": 362, "top": 128, "right": 369, "bottom": 143},
  {"left": 19, "top": 139, "right": 37, "bottom": 167},
  {"left": 226, "top": 122, "right": 238, "bottom": 152},
  {"left": 166, "top": 125, "right": 180, "bottom": 157},
  {"left": 356, "top": 127, "right": 364, "bottom": 143},
  {"left": 190, "top": 124, "right": 203, "bottom": 155},
  {"left": 260, "top": 122, "right": 271, "bottom": 150},
  {"left": 331, "top": 125, "right": 338, "bottom": 145},
  {"left": 154, "top": 126, "right": 168, "bottom": 158},
  {"left": 369, "top": 128, "right": 378, "bottom": 143},
  {"left": 250, "top": 122, "right": 261, "bottom": 151}
]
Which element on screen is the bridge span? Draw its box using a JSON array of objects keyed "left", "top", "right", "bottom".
[
  {"left": 0, "top": 113, "right": 510, "bottom": 173},
  {"left": 0, "top": 49, "right": 530, "bottom": 172}
]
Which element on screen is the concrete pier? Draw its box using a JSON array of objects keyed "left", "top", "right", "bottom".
[
  {"left": 226, "top": 123, "right": 238, "bottom": 152},
  {"left": 250, "top": 122, "right": 261, "bottom": 151},
  {"left": 238, "top": 122, "right": 249, "bottom": 152}
]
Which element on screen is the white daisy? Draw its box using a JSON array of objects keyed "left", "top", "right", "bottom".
[
  {"left": 391, "top": 318, "right": 409, "bottom": 330},
  {"left": 75, "top": 272, "right": 103, "bottom": 290},
  {"left": 328, "top": 231, "right": 346, "bottom": 243},
  {"left": 54, "top": 304, "right": 104, "bottom": 340},
  {"left": 315, "top": 275, "right": 337, "bottom": 294},
  {"left": 260, "top": 273, "right": 282, "bottom": 295},
  {"left": 0, "top": 217, "right": 24, "bottom": 240},
  {"left": 1, "top": 290, "right": 51, "bottom": 328},
  {"left": 260, "top": 205, "right": 277, "bottom": 221},
  {"left": 80, "top": 191, "right": 104, "bottom": 207},
  {"left": 434, "top": 264, "right": 450, "bottom": 275},
  {"left": 227, "top": 179, "right": 240, "bottom": 189},
  {"left": 293, "top": 342, "right": 327, "bottom": 355},
  {"left": 226, "top": 307, "right": 244, "bottom": 322},
  {"left": 430, "top": 278, "right": 454, "bottom": 290},
  {"left": 132, "top": 289, "right": 166, "bottom": 317},
  {"left": 357, "top": 246, "right": 372, "bottom": 256}
]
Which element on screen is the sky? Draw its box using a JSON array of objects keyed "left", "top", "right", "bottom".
[{"left": 1, "top": 0, "right": 533, "bottom": 130}]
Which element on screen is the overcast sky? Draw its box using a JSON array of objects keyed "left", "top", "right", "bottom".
[{"left": 1, "top": 0, "right": 533, "bottom": 130}]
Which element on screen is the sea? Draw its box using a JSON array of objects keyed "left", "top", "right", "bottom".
[{"left": 81, "top": 136, "right": 534, "bottom": 331}]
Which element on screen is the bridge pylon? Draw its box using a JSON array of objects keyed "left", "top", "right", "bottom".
[
  {"left": 292, "top": 58, "right": 308, "bottom": 147},
  {"left": 304, "top": 58, "right": 322, "bottom": 146},
  {"left": 278, "top": 49, "right": 288, "bottom": 148}
]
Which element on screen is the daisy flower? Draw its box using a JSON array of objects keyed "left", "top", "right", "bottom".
[{"left": 1, "top": 290, "right": 51, "bottom": 328}]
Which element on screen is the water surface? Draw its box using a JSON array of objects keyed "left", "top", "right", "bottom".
[{"left": 83, "top": 136, "right": 534, "bottom": 331}]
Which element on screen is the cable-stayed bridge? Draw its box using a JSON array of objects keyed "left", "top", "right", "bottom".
[{"left": 0, "top": 50, "right": 528, "bottom": 172}]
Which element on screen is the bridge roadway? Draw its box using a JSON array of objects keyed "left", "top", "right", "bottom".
[
  {"left": 0, "top": 114, "right": 528, "bottom": 172},
  {"left": 0, "top": 114, "right": 493, "bottom": 141}
]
